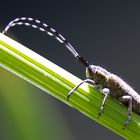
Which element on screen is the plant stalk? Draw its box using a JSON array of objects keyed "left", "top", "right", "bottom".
[{"left": 0, "top": 33, "right": 140, "bottom": 139}]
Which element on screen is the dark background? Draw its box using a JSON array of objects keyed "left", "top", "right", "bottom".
[{"left": 1, "top": 1, "right": 140, "bottom": 139}]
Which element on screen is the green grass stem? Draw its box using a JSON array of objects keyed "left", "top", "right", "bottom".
[{"left": 0, "top": 33, "right": 140, "bottom": 139}]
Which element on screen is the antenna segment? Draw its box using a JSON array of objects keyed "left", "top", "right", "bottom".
[{"left": 2, "top": 17, "right": 89, "bottom": 67}]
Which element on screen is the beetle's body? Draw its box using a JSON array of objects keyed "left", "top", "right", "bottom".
[
  {"left": 86, "top": 65, "right": 140, "bottom": 114},
  {"left": 3, "top": 17, "right": 140, "bottom": 127}
]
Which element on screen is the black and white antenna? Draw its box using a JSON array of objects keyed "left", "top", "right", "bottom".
[{"left": 2, "top": 17, "right": 89, "bottom": 67}]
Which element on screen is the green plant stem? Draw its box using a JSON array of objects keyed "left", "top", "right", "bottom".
[{"left": 0, "top": 33, "right": 140, "bottom": 139}]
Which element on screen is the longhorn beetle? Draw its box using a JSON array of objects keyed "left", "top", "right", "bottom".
[{"left": 2, "top": 17, "right": 140, "bottom": 128}]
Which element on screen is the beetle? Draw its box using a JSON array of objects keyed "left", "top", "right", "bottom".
[{"left": 3, "top": 17, "right": 140, "bottom": 128}]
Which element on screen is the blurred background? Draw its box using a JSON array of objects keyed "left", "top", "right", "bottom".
[{"left": 1, "top": 1, "right": 140, "bottom": 139}]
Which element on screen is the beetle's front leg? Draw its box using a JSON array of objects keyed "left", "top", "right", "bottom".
[
  {"left": 67, "top": 79, "right": 95, "bottom": 100},
  {"left": 67, "top": 79, "right": 110, "bottom": 118}
]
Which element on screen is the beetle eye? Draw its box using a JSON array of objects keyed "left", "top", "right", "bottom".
[
  {"left": 86, "top": 67, "right": 91, "bottom": 78},
  {"left": 86, "top": 65, "right": 96, "bottom": 79}
]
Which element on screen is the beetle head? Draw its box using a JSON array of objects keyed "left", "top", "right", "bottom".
[{"left": 86, "top": 65, "right": 96, "bottom": 79}]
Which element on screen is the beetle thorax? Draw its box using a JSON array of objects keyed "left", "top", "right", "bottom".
[{"left": 86, "top": 65, "right": 110, "bottom": 86}]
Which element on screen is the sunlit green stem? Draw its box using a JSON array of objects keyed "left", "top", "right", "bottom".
[{"left": 0, "top": 33, "right": 140, "bottom": 139}]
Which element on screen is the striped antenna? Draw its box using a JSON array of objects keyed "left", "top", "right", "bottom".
[{"left": 2, "top": 17, "right": 89, "bottom": 67}]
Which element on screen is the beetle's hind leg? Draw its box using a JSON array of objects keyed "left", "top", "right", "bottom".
[
  {"left": 119, "top": 95, "right": 132, "bottom": 128},
  {"left": 67, "top": 79, "right": 95, "bottom": 100}
]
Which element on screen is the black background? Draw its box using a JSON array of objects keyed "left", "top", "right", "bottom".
[{"left": 1, "top": 1, "right": 140, "bottom": 139}]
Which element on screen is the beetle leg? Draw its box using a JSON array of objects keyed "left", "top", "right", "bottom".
[
  {"left": 67, "top": 79, "right": 95, "bottom": 100},
  {"left": 98, "top": 88, "right": 110, "bottom": 117},
  {"left": 119, "top": 95, "right": 132, "bottom": 128}
]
